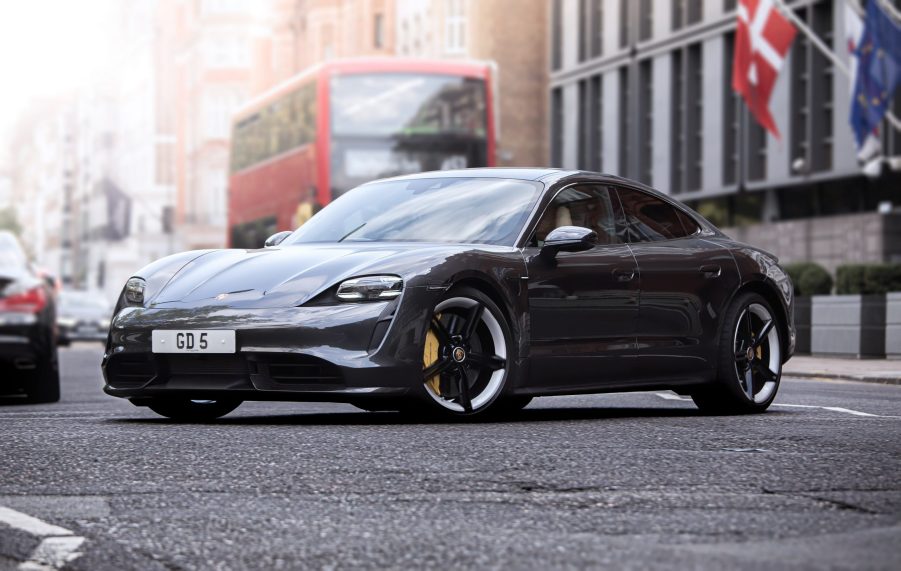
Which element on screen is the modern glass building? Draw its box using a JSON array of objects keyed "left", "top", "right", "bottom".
[{"left": 549, "top": 0, "right": 901, "bottom": 271}]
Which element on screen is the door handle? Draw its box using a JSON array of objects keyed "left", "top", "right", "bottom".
[
  {"left": 699, "top": 265, "right": 722, "bottom": 278},
  {"left": 613, "top": 268, "right": 636, "bottom": 282}
]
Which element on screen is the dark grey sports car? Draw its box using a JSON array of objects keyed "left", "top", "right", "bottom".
[{"left": 103, "top": 168, "right": 794, "bottom": 420}]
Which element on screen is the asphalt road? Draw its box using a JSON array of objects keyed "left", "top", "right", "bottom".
[{"left": 1, "top": 345, "right": 900, "bottom": 570}]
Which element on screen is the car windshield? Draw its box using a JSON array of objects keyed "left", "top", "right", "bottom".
[{"left": 285, "top": 177, "right": 542, "bottom": 246}]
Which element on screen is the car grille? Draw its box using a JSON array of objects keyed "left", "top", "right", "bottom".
[
  {"left": 259, "top": 354, "right": 343, "bottom": 384},
  {"left": 166, "top": 355, "right": 248, "bottom": 377},
  {"left": 105, "top": 354, "right": 156, "bottom": 388},
  {"left": 106, "top": 352, "right": 343, "bottom": 389}
]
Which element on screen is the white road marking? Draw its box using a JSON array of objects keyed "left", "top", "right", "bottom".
[
  {"left": 654, "top": 393, "right": 893, "bottom": 418},
  {"left": 0, "top": 507, "right": 86, "bottom": 570},
  {"left": 0, "top": 507, "right": 72, "bottom": 537}
]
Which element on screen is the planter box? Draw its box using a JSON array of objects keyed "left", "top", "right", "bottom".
[
  {"left": 887, "top": 293, "right": 901, "bottom": 359},
  {"left": 793, "top": 296, "right": 812, "bottom": 354},
  {"left": 811, "top": 295, "right": 886, "bottom": 358}
]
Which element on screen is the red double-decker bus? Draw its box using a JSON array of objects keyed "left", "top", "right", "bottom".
[{"left": 227, "top": 58, "right": 496, "bottom": 248}]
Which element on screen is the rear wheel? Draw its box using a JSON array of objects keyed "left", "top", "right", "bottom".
[
  {"left": 692, "top": 293, "right": 782, "bottom": 414},
  {"left": 418, "top": 287, "right": 514, "bottom": 417},
  {"left": 146, "top": 399, "right": 241, "bottom": 421}
]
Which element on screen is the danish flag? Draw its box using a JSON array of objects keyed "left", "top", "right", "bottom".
[{"left": 733, "top": 0, "right": 797, "bottom": 139}]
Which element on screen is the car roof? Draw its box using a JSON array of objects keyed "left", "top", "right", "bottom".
[{"left": 372, "top": 168, "right": 576, "bottom": 183}]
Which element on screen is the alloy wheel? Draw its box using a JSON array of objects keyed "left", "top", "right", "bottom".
[
  {"left": 422, "top": 296, "right": 508, "bottom": 413},
  {"left": 732, "top": 302, "right": 781, "bottom": 404}
]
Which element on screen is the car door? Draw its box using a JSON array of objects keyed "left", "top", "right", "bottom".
[
  {"left": 524, "top": 184, "right": 639, "bottom": 389},
  {"left": 613, "top": 185, "right": 739, "bottom": 381}
]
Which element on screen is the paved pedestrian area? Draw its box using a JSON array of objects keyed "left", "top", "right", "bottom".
[{"left": 785, "top": 355, "right": 901, "bottom": 384}]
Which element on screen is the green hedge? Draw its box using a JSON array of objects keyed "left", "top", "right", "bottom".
[
  {"left": 835, "top": 263, "right": 901, "bottom": 295},
  {"left": 783, "top": 262, "right": 833, "bottom": 296}
]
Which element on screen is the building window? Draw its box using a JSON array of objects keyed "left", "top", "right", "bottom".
[
  {"left": 201, "top": 0, "right": 248, "bottom": 15},
  {"left": 638, "top": 60, "right": 653, "bottom": 185},
  {"left": 724, "top": 0, "right": 737, "bottom": 12},
  {"left": 639, "top": 0, "right": 653, "bottom": 42},
  {"left": 551, "top": 87, "right": 563, "bottom": 167},
  {"left": 579, "top": 0, "right": 589, "bottom": 62},
  {"left": 581, "top": 0, "right": 604, "bottom": 61},
  {"left": 619, "top": 0, "right": 630, "bottom": 48},
  {"left": 578, "top": 75, "right": 603, "bottom": 171},
  {"left": 591, "top": 75, "right": 603, "bottom": 171},
  {"left": 671, "top": 43, "right": 703, "bottom": 193},
  {"left": 790, "top": 2, "right": 833, "bottom": 174},
  {"left": 747, "top": 114, "right": 767, "bottom": 181},
  {"left": 672, "top": 0, "right": 703, "bottom": 30},
  {"left": 203, "top": 37, "right": 250, "bottom": 69},
  {"left": 723, "top": 31, "right": 739, "bottom": 186},
  {"left": 591, "top": 0, "right": 603, "bottom": 58},
  {"left": 374, "top": 13, "right": 384, "bottom": 48},
  {"left": 445, "top": 0, "right": 466, "bottom": 54},
  {"left": 619, "top": 66, "right": 631, "bottom": 177},
  {"left": 552, "top": 0, "right": 563, "bottom": 70}
]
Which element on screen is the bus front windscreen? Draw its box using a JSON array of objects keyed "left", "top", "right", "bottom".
[{"left": 329, "top": 72, "right": 489, "bottom": 195}]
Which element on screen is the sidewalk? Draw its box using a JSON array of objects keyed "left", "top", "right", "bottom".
[{"left": 784, "top": 356, "right": 901, "bottom": 385}]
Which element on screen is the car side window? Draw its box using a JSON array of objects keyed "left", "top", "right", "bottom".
[
  {"left": 529, "top": 185, "right": 622, "bottom": 247},
  {"left": 614, "top": 187, "right": 694, "bottom": 243}
]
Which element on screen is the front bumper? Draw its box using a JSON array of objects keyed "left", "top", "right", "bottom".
[{"left": 102, "top": 301, "right": 423, "bottom": 402}]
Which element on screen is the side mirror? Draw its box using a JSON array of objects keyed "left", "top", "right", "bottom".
[
  {"left": 540, "top": 226, "right": 598, "bottom": 260},
  {"left": 264, "top": 231, "right": 292, "bottom": 248}
]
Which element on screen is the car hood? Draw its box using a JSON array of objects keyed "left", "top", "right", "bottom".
[{"left": 147, "top": 243, "right": 506, "bottom": 309}]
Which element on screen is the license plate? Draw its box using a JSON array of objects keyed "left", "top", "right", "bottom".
[{"left": 151, "top": 330, "right": 236, "bottom": 354}]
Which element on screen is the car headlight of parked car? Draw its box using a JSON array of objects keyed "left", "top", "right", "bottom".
[
  {"left": 124, "top": 277, "right": 147, "bottom": 306},
  {"left": 336, "top": 275, "right": 402, "bottom": 301}
]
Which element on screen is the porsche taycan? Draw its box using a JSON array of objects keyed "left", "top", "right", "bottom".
[{"left": 102, "top": 168, "right": 794, "bottom": 420}]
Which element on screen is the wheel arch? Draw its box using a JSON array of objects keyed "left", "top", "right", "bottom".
[{"left": 445, "top": 273, "right": 528, "bottom": 364}]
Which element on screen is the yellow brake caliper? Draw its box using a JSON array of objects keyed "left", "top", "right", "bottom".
[{"left": 424, "top": 314, "right": 442, "bottom": 395}]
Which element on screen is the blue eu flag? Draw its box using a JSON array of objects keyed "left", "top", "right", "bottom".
[{"left": 850, "top": 0, "right": 901, "bottom": 150}]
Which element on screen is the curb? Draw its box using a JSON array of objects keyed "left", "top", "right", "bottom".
[{"left": 784, "top": 371, "right": 901, "bottom": 386}]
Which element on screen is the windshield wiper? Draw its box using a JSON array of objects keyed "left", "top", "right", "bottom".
[{"left": 338, "top": 222, "right": 366, "bottom": 242}]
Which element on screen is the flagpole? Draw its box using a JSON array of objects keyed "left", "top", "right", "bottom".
[{"left": 770, "top": 0, "right": 901, "bottom": 133}]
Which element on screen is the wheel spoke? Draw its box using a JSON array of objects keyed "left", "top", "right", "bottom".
[
  {"left": 744, "top": 366, "right": 754, "bottom": 399},
  {"left": 734, "top": 309, "right": 752, "bottom": 353},
  {"left": 460, "top": 303, "right": 484, "bottom": 342},
  {"left": 468, "top": 352, "right": 506, "bottom": 371},
  {"left": 456, "top": 364, "right": 473, "bottom": 412},
  {"left": 430, "top": 317, "right": 452, "bottom": 346},
  {"left": 752, "top": 319, "right": 774, "bottom": 348},
  {"left": 423, "top": 357, "right": 453, "bottom": 380},
  {"left": 753, "top": 362, "right": 777, "bottom": 383}
]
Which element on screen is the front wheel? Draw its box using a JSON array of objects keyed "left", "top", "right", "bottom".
[
  {"left": 692, "top": 293, "right": 782, "bottom": 414},
  {"left": 418, "top": 287, "right": 516, "bottom": 417},
  {"left": 146, "top": 399, "right": 241, "bottom": 421}
]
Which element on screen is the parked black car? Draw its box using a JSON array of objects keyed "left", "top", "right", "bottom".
[
  {"left": 0, "top": 231, "right": 60, "bottom": 402},
  {"left": 58, "top": 291, "right": 111, "bottom": 345},
  {"left": 103, "top": 169, "right": 794, "bottom": 420}
]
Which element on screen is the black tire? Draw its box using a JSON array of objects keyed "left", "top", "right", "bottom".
[
  {"left": 146, "top": 399, "right": 241, "bottom": 421},
  {"left": 415, "top": 286, "right": 518, "bottom": 417},
  {"left": 692, "top": 292, "right": 783, "bottom": 414},
  {"left": 26, "top": 348, "right": 60, "bottom": 403},
  {"left": 489, "top": 395, "right": 533, "bottom": 416}
]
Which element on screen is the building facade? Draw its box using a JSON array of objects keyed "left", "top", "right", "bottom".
[{"left": 550, "top": 0, "right": 901, "bottom": 272}]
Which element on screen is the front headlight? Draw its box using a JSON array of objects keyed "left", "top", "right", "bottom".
[
  {"left": 336, "top": 275, "right": 403, "bottom": 301},
  {"left": 124, "top": 277, "right": 146, "bottom": 305}
]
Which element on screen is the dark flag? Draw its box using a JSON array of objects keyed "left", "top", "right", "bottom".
[{"left": 850, "top": 0, "right": 901, "bottom": 150}]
